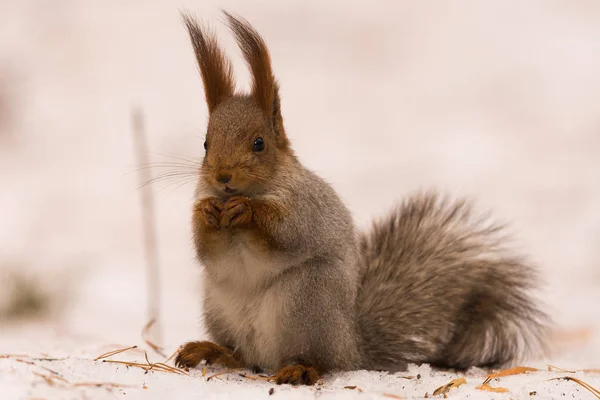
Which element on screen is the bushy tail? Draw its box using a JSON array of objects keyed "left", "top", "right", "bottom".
[{"left": 357, "top": 192, "right": 549, "bottom": 372}]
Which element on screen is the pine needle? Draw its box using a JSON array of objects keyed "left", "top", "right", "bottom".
[
  {"left": 102, "top": 352, "right": 188, "bottom": 377},
  {"left": 164, "top": 346, "right": 182, "bottom": 364},
  {"left": 383, "top": 393, "right": 403, "bottom": 399},
  {"left": 33, "top": 372, "right": 58, "bottom": 386},
  {"left": 206, "top": 368, "right": 244, "bottom": 381},
  {"left": 547, "top": 364, "right": 576, "bottom": 373},
  {"left": 33, "top": 370, "right": 135, "bottom": 390},
  {"left": 550, "top": 377, "right": 600, "bottom": 399},
  {"left": 94, "top": 346, "right": 138, "bottom": 361},
  {"left": 476, "top": 383, "right": 509, "bottom": 393},
  {"left": 71, "top": 381, "right": 137, "bottom": 389},
  {"left": 142, "top": 319, "right": 167, "bottom": 358},
  {"left": 15, "top": 358, "right": 35, "bottom": 365},
  {"left": 0, "top": 354, "right": 30, "bottom": 358},
  {"left": 482, "top": 366, "right": 538, "bottom": 385},
  {"left": 239, "top": 373, "right": 270, "bottom": 381},
  {"left": 432, "top": 377, "right": 467, "bottom": 396}
]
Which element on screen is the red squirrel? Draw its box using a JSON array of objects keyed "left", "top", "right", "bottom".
[{"left": 175, "top": 11, "right": 548, "bottom": 385}]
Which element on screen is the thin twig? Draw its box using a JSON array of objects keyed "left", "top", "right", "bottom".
[{"left": 131, "top": 107, "right": 162, "bottom": 345}]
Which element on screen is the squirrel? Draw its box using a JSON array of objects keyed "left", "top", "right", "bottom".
[{"left": 174, "top": 11, "right": 549, "bottom": 385}]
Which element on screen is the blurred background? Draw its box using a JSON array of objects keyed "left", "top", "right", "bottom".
[{"left": 0, "top": 0, "right": 599, "bottom": 362}]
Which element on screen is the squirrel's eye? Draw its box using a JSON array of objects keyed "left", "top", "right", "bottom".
[
  {"left": 204, "top": 140, "right": 208, "bottom": 151},
  {"left": 253, "top": 137, "right": 265, "bottom": 152}
]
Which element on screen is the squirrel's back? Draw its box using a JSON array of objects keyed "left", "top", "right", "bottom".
[{"left": 357, "top": 192, "right": 548, "bottom": 371}]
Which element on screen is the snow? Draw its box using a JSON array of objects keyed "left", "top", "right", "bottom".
[
  {"left": 1, "top": 335, "right": 600, "bottom": 399},
  {"left": 1, "top": 0, "right": 600, "bottom": 399}
]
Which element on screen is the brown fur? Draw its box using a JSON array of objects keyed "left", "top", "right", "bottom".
[
  {"left": 357, "top": 193, "right": 549, "bottom": 371},
  {"left": 182, "top": 14, "right": 235, "bottom": 113},
  {"left": 223, "top": 11, "right": 287, "bottom": 144},
  {"left": 273, "top": 364, "right": 321, "bottom": 386},
  {"left": 177, "top": 10, "right": 549, "bottom": 385}
]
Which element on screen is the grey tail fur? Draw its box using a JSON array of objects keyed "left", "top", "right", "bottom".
[{"left": 357, "top": 191, "right": 549, "bottom": 372}]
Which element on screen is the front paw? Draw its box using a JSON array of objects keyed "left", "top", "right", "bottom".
[
  {"left": 221, "top": 196, "right": 252, "bottom": 228},
  {"left": 194, "top": 197, "right": 223, "bottom": 230},
  {"left": 273, "top": 364, "right": 320, "bottom": 386},
  {"left": 174, "top": 341, "right": 242, "bottom": 369}
]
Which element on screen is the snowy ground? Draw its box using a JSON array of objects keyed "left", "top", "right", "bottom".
[
  {"left": 1, "top": 0, "right": 600, "bottom": 399},
  {"left": 1, "top": 331, "right": 600, "bottom": 399}
]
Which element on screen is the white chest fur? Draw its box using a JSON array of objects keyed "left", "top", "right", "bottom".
[{"left": 204, "top": 233, "right": 287, "bottom": 369}]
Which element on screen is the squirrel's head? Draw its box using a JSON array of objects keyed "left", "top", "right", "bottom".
[{"left": 183, "top": 11, "right": 293, "bottom": 198}]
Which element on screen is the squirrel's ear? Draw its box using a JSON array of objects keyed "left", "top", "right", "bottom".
[
  {"left": 182, "top": 13, "right": 235, "bottom": 114},
  {"left": 223, "top": 11, "right": 287, "bottom": 144}
]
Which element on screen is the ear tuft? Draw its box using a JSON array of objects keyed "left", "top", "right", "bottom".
[
  {"left": 182, "top": 12, "right": 235, "bottom": 113},
  {"left": 222, "top": 11, "right": 276, "bottom": 118}
]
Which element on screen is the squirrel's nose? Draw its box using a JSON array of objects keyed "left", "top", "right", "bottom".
[{"left": 216, "top": 173, "right": 232, "bottom": 184}]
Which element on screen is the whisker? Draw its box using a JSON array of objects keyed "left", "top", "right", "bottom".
[
  {"left": 142, "top": 177, "right": 197, "bottom": 193},
  {"left": 140, "top": 172, "right": 198, "bottom": 189},
  {"left": 166, "top": 178, "right": 198, "bottom": 196},
  {"left": 151, "top": 177, "right": 198, "bottom": 195},
  {"left": 150, "top": 171, "right": 199, "bottom": 180},
  {"left": 136, "top": 162, "right": 199, "bottom": 168},
  {"left": 124, "top": 163, "right": 199, "bottom": 177},
  {"left": 151, "top": 152, "right": 203, "bottom": 165}
]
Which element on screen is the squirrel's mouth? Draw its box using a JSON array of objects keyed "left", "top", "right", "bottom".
[{"left": 223, "top": 186, "right": 237, "bottom": 194}]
